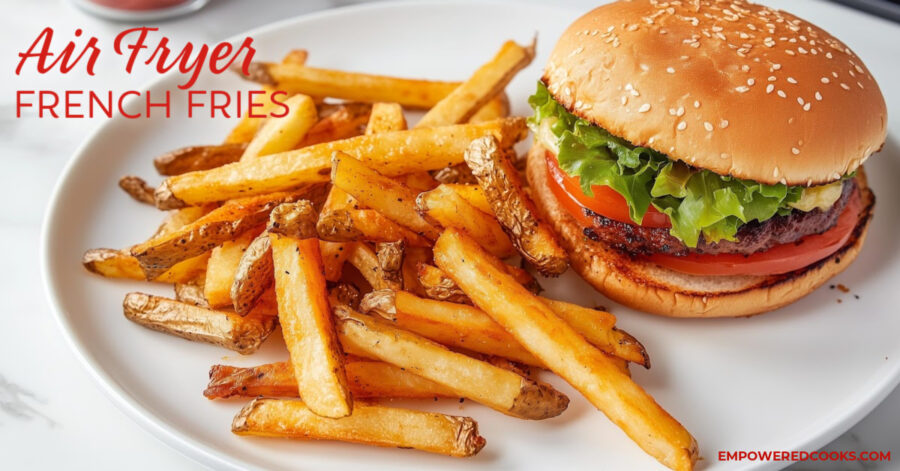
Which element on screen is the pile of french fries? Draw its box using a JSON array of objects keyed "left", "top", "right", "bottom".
[{"left": 85, "top": 40, "right": 698, "bottom": 470}]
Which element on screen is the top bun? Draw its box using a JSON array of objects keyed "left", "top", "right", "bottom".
[{"left": 544, "top": 0, "right": 887, "bottom": 185}]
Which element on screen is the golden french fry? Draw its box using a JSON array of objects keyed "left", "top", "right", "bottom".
[
  {"left": 464, "top": 136, "right": 569, "bottom": 276},
  {"left": 417, "top": 40, "right": 534, "bottom": 128},
  {"left": 469, "top": 92, "right": 510, "bottom": 123},
  {"left": 230, "top": 232, "right": 274, "bottom": 315},
  {"left": 433, "top": 229, "right": 697, "bottom": 470},
  {"left": 299, "top": 103, "right": 372, "bottom": 147},
  {"left": 375, "top": 241, "right": 404, "bottom": 288},
  {"left": 331, "top": 152, "right": 440, "bottom": 240},
  {"left": 366, "top": 102, "right": 407, "bottom": 134},
  {"left": 333, "top": 305, "right": 568, "bottom": 420},
  {"left": 156, "top": 119, "right": 526, "bottom": 207},
  {"left": 134, "top": 191, "right": 309, "bottom": 278},
  {"left": 174, "top": 279, "right": 208, "bottom": 307},
  {"left": 224, "top": 50, "right": 310, "bottom": 144},
  {"left": 242, "top": 94, "right": 319, "bottom": 159},
  {"left": 153, "top": 143, "right": 246, "bottom": 176},
  {"left": 319, "top": 240, "right": 350, "bottom": 282},
  {"left": 417, "top": 261, "right": 542, "bottom": 303},
  {"left": 443, "top": 183, "right": 492, "bottom": 214},
  {"left": 432, "top": 164, "right": 477, "bottom": 185},
  {"left": 118, "top": 176, "right": 156, "bottom": 205},
  {"left": 122, "top": 292, "right": 276, "bottom": 354},
  {"left": 204, "top": 360, "right": 455, "bottom": 400},
  {"left": 83, "top": 249, "right": 209, "bottom": 283},
  {"left": 316, "top": 209, "right": 431, "bottom": 247},
  {"left": 232, "top": 398, "right": 485, "bottom": 457},
  {"left": 269, "top": 202, "right": 352, "bottom": 418},
  {"left": 241, "top": 63, "right": 461, "bottom": 109},
  {"left": 401, "top": 247, "right": 432, "bottom": 296},
  {"left": 346, "top": 242, "right": 401, "bottom": 291},
  {"left": 204, "top": 228, "right": 263, "bottom": 309},
  {"left": 416, "top": 184, "right": 514, "bottom": 258}
]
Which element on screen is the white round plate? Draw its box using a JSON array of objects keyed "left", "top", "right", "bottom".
[{"left": 42, "top": 1, "right": 900, "bottom": 470}]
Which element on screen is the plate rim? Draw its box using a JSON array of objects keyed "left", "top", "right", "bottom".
[{"left": 39, "top": 1, "right": 900, "bottom": 470}]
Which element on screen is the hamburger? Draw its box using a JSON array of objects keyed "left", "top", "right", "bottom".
[{"left": 526, "top": 0, "right": 886, "bottom": 317}]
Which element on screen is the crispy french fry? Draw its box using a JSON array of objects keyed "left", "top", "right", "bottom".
[
  {"left": 432, "top": 164, "right": 477, "bottom": 185},
  {"left": 153, "top": 143, "right": 246, "bottom": 176},
  {"left": 204, "top": 228, "right": 263, "bottom": 309},
  {"left": 464, "top": 136, "right": 569, "bottom": 276},
  {"left": 440, "top": 184, "right": 489, "bottom": 214},
  {"left": 346, "top": 242, "right": 401, "bottom": 291},
  {"left": 361, "top": 289, "right": 539, "bottom": 366},
  {"left": 204, "top": 360, "right": 455, "bottom": 400},
  {"left": 156, "top": 119, "right": 526, "bottom": 207},
  {"left": 224, "top": 50, "right": 310, "bottom": 144},
  {"left": 122, "top": 292, "right": 276, "bottom": 354},
  {"left": 270, "top": 201, "right": 352, "bottom": 418},
  {"left": 316, "top": 209, "right": 431, "bottom": 247},
  {"left": 298, "top": 103, "right": 371, "bottom": 147},
  {"left": 134, "top": 191, "right": 310, "bottom": 278},
  {"left": 241, "top": 94, "right": 318, "bottom": 159},
  {"left": 361, "top": 289, "right": 643, "bottom": 367},
  {"left": 375, "top": 241, "right": 404, "bottom": 288},
  {"left": 320, "top": 241, "right": 350, "bottom": 282},
  {"left": 232, "top": 398, "right": 485, "bottom": 457},
  {"left": 230, "top": 232, "right": 273, "bottom": 315},
  {"left": 118, "top": 175, "right": 156, "bottom": 205},
  {"left": 242, "top": 63, "right": 461, "bottom": 109},
  {"left": 366, "top": 102, "right": 407, "bottom": 134},
  {"left": 416, "top": 262, "right": 471, "bottom": 304},
  {"left": 416, "top": 185, "right": 514, "bottom": 258},
  {"left": 83, "top": 249, "right": 209, "bottom": 283},
  {"left": 333, "top": 305, "right": 568, "bottom": 420},
  {"left": 331, "top": 152, "right": 440, "bottom": 240},
  {"left": 417, "top": 40, "right": 534, "bottom": 128},
  {"left": 469, "top": 92, "right": 510, "bottom": 123},
  {"left": 433, "top": 229, "right": 697, "bottom": 470}
]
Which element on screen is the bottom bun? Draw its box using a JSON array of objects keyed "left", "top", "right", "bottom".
[{"left": 526, "top": 144, "right": 875, "bottom": 318}]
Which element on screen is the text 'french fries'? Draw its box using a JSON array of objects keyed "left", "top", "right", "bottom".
[
  {"left": 232, "top": 398, "right": 485, "bottom": 457},
  {"left": 433, "top": 229, "right": 697, "bottom": 470}
]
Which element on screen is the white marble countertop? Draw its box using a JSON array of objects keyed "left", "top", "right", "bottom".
[{"left": 1, "top": 0, "right": 897, "bottom": 469}]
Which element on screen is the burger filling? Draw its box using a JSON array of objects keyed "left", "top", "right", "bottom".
[{"left": 528, "top": 81, "right": 856, "bottom": 262}]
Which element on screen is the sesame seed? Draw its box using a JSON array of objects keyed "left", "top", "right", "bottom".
[
  {"left": 720, "top": 152, "right": 730, "bottom": 159},
  {"left": 785, "top": 49, "right": 795, "bottom": 55},
  {"left": 768, "top": 76, "right": 777, "bottom": 82},
  {"left": 693, "top": 100, "right": 701, "bottom": 108},
  {"left": 821, "top": 77, "right": 830, "bottom": 84},
  {"left": 638, "top": 103, "right": 651, "bottom": 113},
  {"left": 676, "top": 106, "right": 685, "bottom": 116},
  {"left": 741, "top": 65, "right": 750, "bottom": 72},
  {"left": 773, "top": 167, "right": 780, "bottom": 177},
  {"left": 668, "top": 108, "right": 677, "bottom": 116},
  {"left": 803, "top": 102, "right": 811, "bottom": 111},
  {"left": 797, "top": 97, "right": 805, "bottom": 105},
  {"left": 772, "top": 63, "right": 782, "bottom": 70},
  {"left": 720, "top": 119, "right": 729, "bottom": 128},
  {"left": 777, "top": 90, "right": 787, "bottom": 98},
  {"left": 676, "top": 121, "right": 687, "bottom": 131},
  {"left": 747, "top": 78, "right": 755, "bottom": 86},
  {"left": 798, "top": 47, "right": 808, "bottom": 54},
  {"left": 815, "top": 92, "right": 823, "bottom": 101},
  {"left": 736, "top": 86, "right": 750, "bottom": 93},
  {"left": 666, "top": 67, "right": 676, "bottom": 74},
  {"left": 621, "top": 96, "right": 628, "bottom": 105},
  {"left": 840, "top": 83, "right": 851, "bottom": 90},
  {"left": 826, "top": 52, "right": 833, "bottom": 59},
  {"left": 704, "top": 122, "right": 714, "bottom": 131},
  {"left": 766, "top": 84, "right": 775, "bottom": 93},
  {"left": 787, "top": 77, "right": 798, "bottom": 84}
]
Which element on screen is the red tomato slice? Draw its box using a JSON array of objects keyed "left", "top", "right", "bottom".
[
  {"left": 646, "top": 189, "right": 861, "bottom": 276},
  {"left": 545, "top": 152, "right": 671, "bottom": 228}
]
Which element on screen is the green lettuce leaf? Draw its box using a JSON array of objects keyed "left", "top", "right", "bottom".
[{"left": 528, "top": 81, "right": 807, "bottom": 247}]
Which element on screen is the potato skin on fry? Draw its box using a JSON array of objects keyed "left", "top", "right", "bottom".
[
  {"left": 122, "top": 292, "right": 276, "bottom": 354},
  {"left": 464, "top": 136, "right": 569, "bottom": 276},
  {"left": 232, "top": 398, "right": 486, "bottom": 457},
  {"left": 231, "top": 233, "right": 273, "bottom": 316},
  {"left": 118, "top": 176, "right": 156, "bottom": 205},
  {"left": 153, "top": 143, "right": 246, "bottom": 176}
]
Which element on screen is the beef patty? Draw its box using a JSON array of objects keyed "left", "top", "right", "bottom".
[{"left": 582, "top": 179, "right": 857, "bottom": 257}]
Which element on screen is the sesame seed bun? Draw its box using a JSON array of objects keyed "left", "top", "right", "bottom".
[
  {"left": 543, "top": 0, "right": 887, "bottom": 186},
  {"left": 526, "top": 145, "right": 874, "bottom": 317}
]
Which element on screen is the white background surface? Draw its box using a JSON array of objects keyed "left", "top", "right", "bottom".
[{"left": 2, "top": 0, "right": 898, "bottom": 469}]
